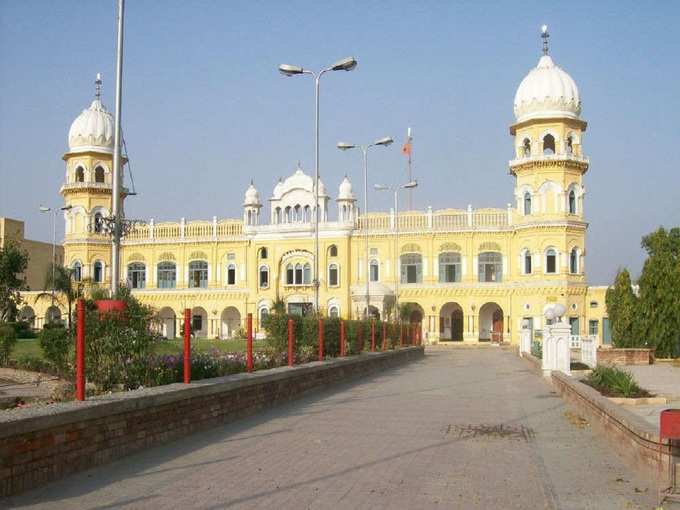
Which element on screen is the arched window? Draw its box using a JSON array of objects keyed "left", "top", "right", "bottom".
[
  {"left": 329, "top": 306, "right": 339, "bottom": 318},
  {"left": 94, "top": 166, "right": 105, "bottom": 183},
  {"left": 570, "top": 249, "right": 578, "bottom": 274},
  {"left": 328, "top": 245, "right": 338, "bottom": 257},
  {"left": 93, "top": 261, "right": 103, "bottom": 283},
  {"left": 294, "top": 204, "right": 301, "bottom": 222},
  {"left": 286, "top": 264, "right": 294, "bottom": 285},
  {"left": 259, "top": 307, "right": 269, "bottom": 324},
  {"left": 478, "top": 252, "right": 502, "bottom": 282},
  {"left": 568, "top": 190, "right": 576, "bottom": 214},
  {"left": 545, "top": 249, "right": 557, "bottom": 274},
  {"left": 543, "top": 134, "right": 555, "bottom": 155},
  {"left": 294, "top": 263, "right": 303, "bottom": 284},
  {"left": 75, "top": 167, "right": 85, "bottom": 182},
  {"left": 72, "top": 261, "right": 82, "bottom": 282},
  {"left": 400, "top": 253, "right": 422, "bottom": 284},
  {"left": 303, "top": 205, "right": 310, "bottom": 222},
  {"left": 127, "top": 262, "right": 146, "bottom": 289},
  {"left": 284, "top": 206, "right": 291, "bottom": 223},
  {"left": 157, "top": 262, "right": 176, "bottom": 288},
  {"left": 303, "top": 263, "right": 311, "bottom": 284},
  {"left": 328, "top": 263, "right": 339, "bottom": 286},
  {"left": 369, "top": 259, "right": 379, "bottom": 282},
  {"left": 566, "top": 135, "right": 574, "bottom": 155},
  {"left": 259, "top": 265, "right": 269, "bottom": 288},
  {"left": 439, "top": 252, "right": 461, "bottom": 283},
  {"left": 274, "top": 208, "right": 281, "bottom": 224},
  {"left": 188, "top": 261, "right": 208, "bottom": 288},
  {"left": 522, "top": 138, "right": 531, "bottom": 157},
  {"left": 523, "top": 192, "right": 532, "bottom": 215},
  {"left": 523, "top": 250, "right": 532, "bottom": 274},
  {"left": 227, "top": 264, "right": 236, "bottom": 285},
  {"left": 93, "top": 212, "right": 104, "bottom": 233},
  {"left": 259, "top": 247, "right": 268, "bottom": 259}
]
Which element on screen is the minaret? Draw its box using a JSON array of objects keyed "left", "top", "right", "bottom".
[
  {"left": 336, "top": 175, "right": 356, "bottom": 223},
  {"left": 243, "top": 181, "right": 262, "bottom": 226}
]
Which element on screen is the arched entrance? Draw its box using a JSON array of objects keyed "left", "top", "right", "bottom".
[
  {"left": 220, "top": 307, "right": 241, "bottom": 339},
  {"left": 19, "top": 306, "right": 36, "bottom": 328},
  {"left": 158, "top": 307, "right": 176, "bottom": 339},
  {"left": 439, "top": 302, "right": 463, "bottom": 341},
  {"left": 45, "top": 306, "right": 61, "bottom": 325},
  {"left": 479, "top": 302, "right": 504, "bottom": 342},
  {"left": 191, "top": 307, "right": 208, "bottom": 338},
  {"left": 364, "top": 305, "right": 380, "bottom": 320}
]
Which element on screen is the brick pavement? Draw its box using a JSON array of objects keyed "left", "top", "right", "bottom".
[{"left": 2, "top": 347, "right": 666, "bottom": 509}]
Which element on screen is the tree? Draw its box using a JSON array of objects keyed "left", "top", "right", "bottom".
[
  {"left": 605, "top": 268, "right": 641, "bottom": 348},
  {"left": 636, "top": 227, "right": 680, "bottom": 358},
  {"left": 0, "top": 242, "right": 28, "bottom": 322},
  {"left": 37, "top": 263, "right": 88, "bottom": 329}
]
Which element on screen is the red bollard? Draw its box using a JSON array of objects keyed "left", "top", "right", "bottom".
[
  {"left": 370, "top": 320, "right": 376, "bottom": 352},
  {"left": 318, "top": 318, "right": 324, "bottom": 361},
  {"left": 75, "top": 299, "right": 85, "bottom": 401},
  {"left": 340, "top": 320, "right": 346, "bottom": 357},
  {"left": 400, "top": 323, "right": 404, "bottom": 348},
  {"left": 183, "top": 308, "right": 191, "bottom": 384},
  {"left": 381, "top": 322, "right": 387, "bottom": 351},
  {"left": 287, "top": 318, "right": 294, "bottom": 367},
  {"left": 246, "top": 313, "right": 253, "bottom": 373}
]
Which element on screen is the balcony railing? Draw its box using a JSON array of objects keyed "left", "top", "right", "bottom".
[
  {"left": 123, "top": 219, "right": 243, "bottom": 242},
  {"left": 357, "top": 208, "right": 510, "bottom": 233},
  {"left": 509, "top": 153, "right": 589, "bottom": 167}
]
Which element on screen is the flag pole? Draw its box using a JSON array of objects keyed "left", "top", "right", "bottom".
[{"left": 406, "top": 127, "right": 413, "bottom": 210}]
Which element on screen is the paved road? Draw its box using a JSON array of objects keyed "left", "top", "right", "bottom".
[{"left": 4, "top": 348, "right": 665, "bottom": 509}]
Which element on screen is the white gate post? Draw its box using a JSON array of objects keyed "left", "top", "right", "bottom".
[
  {"left": 520, "top": 319, "right": 532, "bottom": 357},
  {"left": 542, "top": 304, "right": 571, "bottom": 377}
]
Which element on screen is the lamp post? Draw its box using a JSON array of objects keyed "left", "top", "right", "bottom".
[
  {"left": 111, "top": 0, "right": 125, "bottom": 296},
  {"left": 374, "top": 180, "right": 417, "bottom": 317},
  {"left": 278, "top": 57, "right": 357, "bottom": 314},
  {"left": 337, "top": 137, "right": 394, "bottom": 319},
  {"left": 39, "top": 205, "right": 72, "bottom": 305}
]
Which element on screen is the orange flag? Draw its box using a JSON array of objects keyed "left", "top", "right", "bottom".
[{"left": 401, "top": 141, "right": 412, "bottom": 156}]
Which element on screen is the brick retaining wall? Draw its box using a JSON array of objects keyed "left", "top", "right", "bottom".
[
  {"left": 597, "top": 348, "right": 655, "bottom": 365},
  {"left": 0, "top": 347, "right": 424, "bottom": 497}
]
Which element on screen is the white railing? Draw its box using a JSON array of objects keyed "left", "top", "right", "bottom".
[
  {"left": 509, "top": 153, "right": 589, "bottom": 167},
  {"left": 580, "top": 335, "right": 597, "bottom": 368},
  {"left": 569, "top": 334, "right": 582, "bottom": 349}
]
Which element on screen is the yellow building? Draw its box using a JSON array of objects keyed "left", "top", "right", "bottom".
[{"left": 23, "top": 32, "right": 612, "bottom": 345}]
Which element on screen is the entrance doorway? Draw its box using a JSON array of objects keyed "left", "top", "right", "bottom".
[
  {"left": 439, "top": 302, "right": 463, "bottom": 341},
  {"left": 479, "top": 302, "right": 503, "bottom": 342}
]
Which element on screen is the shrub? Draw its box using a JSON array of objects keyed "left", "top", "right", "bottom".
[
  {"left": 531, "top": 340, "right": 542, "bottom": 359},
  {"left": 39, "top": 325, "right": 70, "bottom": 375},
  {"left": 0, "top": 323, "right": 17, "bottom": 364},
  {"left": 585, "top": 365, "right": 650, "bottom": 398}
]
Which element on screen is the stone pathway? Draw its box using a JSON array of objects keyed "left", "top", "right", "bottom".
[{"left": 3, "top": 348, "right": 669, "bottom": 509}]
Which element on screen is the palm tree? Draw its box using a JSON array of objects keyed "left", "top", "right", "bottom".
[{"left": 37, "top": 264, "right": 89, "bottom": 329}]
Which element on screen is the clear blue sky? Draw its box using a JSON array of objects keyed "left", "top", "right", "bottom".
[{"left": 1, "top": 1, "right": 678, "bottom": 285}]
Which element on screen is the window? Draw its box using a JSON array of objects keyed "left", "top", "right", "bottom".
[
  {"left": 570, "top": 249, "right": 578, "bottom": 274},
  {"left": 259, "top": 247, "right": 267, "bottom": 259},
  {"left": 438, "top": 252, "right": 461, "bottom": 283},
  {"left": 127, "top": 262, "right": 146, "bottom": 289},
  {"left": 478, "top": 252, "right": 502, "bottom": 282},
  {"left": 284, "top": 206, "right": 291, "bottom": 223},
  {"left": 328, "top": 245, "right": 338, "bottom": 257},
  {"left": 329, "top": 306, "right": 339, "bottom": 318},
  {"left": 259, "top": 265, "right": 269, "bottom": 288},
  {"left": 94, "top": 166, "right": 105, "bottom": 183},
  {"left": 588, "top": 320, "right": 598, "bottom": 336},
  {"left": 522, "top": 138, "right": 531, "bottom": 157},
  {"left": 523, "top": 251, "right": 532, "bottom": 274},
  {"left": 259, "top": 307, "right": 269, "bottom": 324},
  {"left": 369, "top": 259, "right": 379, "bottom": 282},
  {"left": 546, "top": 249, "right": 557, "bottom": 274},
  {"left": 93, "top": 261, "right": 103, "bottom": 283},
  {"left": 303, "top": 263, "right": 311, "bottom": 284},
  {"left": 400, "top": 253, "right": 422, "bottom": 284},
  {"left": 294, "top": 264, "right": 302, "bottom": 284},
  {"left": 603, "top": 318, "right": 612, "bottom": 344},
  {"left": 93, "top": 212, "right": 104, "bottom": 233},
  {"left": 157, "top": 262, "right": 176, "bottom": 288},
  {"left": 72, "top": 261, "right": 82, "bottom": 281},
  {"left": 566, "top": 135, "right": 574, "bottom": 155},
  {"left": 274, "top": 208, "right": 281, "bottom": 224},
  {"left": 286, "top": 264, "right": 294, "bottom": 285},
  {"left": 303, "top": 205, "right": 310, "bottom": 222},
  {"left": 328, "top": 264, "right": 339, "bottom": 286},
  {"left": 543, "top": 134, "right": 555, "bottom": 155},
  {"left": 75, "top": 167, "right": 84, "bottom": 182},
  {"left": 192, "top": 314, "right": 203, "bottom": 332},
  {"left": 294, "top": 204, "right": 301, "bottom": 222},
  {"left": 568, "top": 190, "right": 576, "bottom": 214},
  {"left": 227, "top": 264, "right": 236, "bottom": 285},
  {"left": 569, "top": 317, "right": 580, "bottom": 336},
  {"left": 524, "top": 192, "right": 532, "bottom": 215},
  {"left": 590, "top": 301, "right": 598, "bottom": 308},
  {"left": 188, "top": 261, "right": 208, "bottom": 288}
]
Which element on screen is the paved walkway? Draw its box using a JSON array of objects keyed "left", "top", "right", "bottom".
[{"left": 3, "top": 348, "right": 666, "bottom": 510}]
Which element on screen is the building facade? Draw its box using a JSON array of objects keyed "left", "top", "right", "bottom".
[{"left": 22, "top": 36, "right": 612, "bottom": 345}]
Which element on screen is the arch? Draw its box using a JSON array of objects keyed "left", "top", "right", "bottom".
[
  {"left": 328, "top": 244, "right": 338, "bottom": 257},
  {"left": 302, "top": 263, "right": 311, "bottom": 284},
  {"left": 401, "top": 302, "right": 424, "bottom": 324},
  {"left": 274, "top": 207, "right": 281, "bottom": 224},
  {"left": 19, "top": 306, "right": 36, "bottom": 328},
  {"left": 479, "top": 241, "right": 502, "bottom": 252},
  {"left": 568, "top": 189, "right": 577, "bottom": 214},
  {"left": 478, "top": 252, "right": 502, "bottom": 282},
  {"left": 158, "top": 307, "right": 176, "bottom": 338},
  {"left": 294, "top": 263, "right": 303, "bottom": 284},
  {"left": 93, "top": 212, "right": 104, "bottom": 233},
  {"left": 303, "top": 205, "right": 311, "bottom": 222},
  {"left": 522, "top": 248, "right": 532, "bottom": 274},
  {"left": 72, "top": 260, "right": 82, "bottom": 282},
  {"left": 259, "top": 247, "right": 268, "bottom": 259},
  {"left": 400, "top": 243, "right": 421, "bottom": 254},
  {"left": 157, "top": 252, "right": 176, "bottom": 262},
  {"left": 439, "top": 252, "right": 461, "bottom": 283},
  {"left": 328, "top": 305, "right": 340, "bottom": 318},
  {"left": 328, "top": 263, "right": 339, "bottom": 287},
  {"left": 479, "top": 302, "right": 503, "bottom": 342},
  {"left": 127, "top": 262, "right": 146, "bottom": 288},
  {"left": 226, "top": 263, "right": 237, "bottom": 285},
  {"left": 157, "top": 261, "right": 176, "bottom": 288},
  {"left": 94, "top": 166, "right": 105, "bottom": 183},
  {"left": 284, "top": 206, "right": 291, "bottom": 223},
  {"left": 522, "top": 137, "right": 531, "bottom": 157},
  {"left": 439, "top": 302, "right": 463, "bottom": 341},
  {"left": 45, "top": 306, "right": 62, "bottom": 325},
  {"left": 286, "top": 263, "right": 294, "bottom": 285},
  {"left": 565, "top": 134, "right": 574, "bottom": 154},
  {"left": 191, "top": 307, "right": 208, "bottom": 338},
  {"left": 439, "top": 242, "right": 461, "bottom": 252},
  {"left": 364, "top": 305, "right": 381, "bottom": 320},
  {"left": 570, "top": 248, "right": 579, "bottom": 274},
  {"left": 188, "top": 251, "right": 207, "bottom": 261},
  {"left": 293, "top": 204, "right": 301, "bottom": 222},
  {"left": 545, "top": 248, "right": 557, "bottom": 274},
  {"left": 542, "top": 133, "right": 556, "bottom": 155},
  {"left": 258, "top": 305, "right": 270, "bottom": 325},
  {"left": 75, "top": 166, "right": 85, "bottom": 182},
  {"left": 188, "top": 260, "right": 208, "bottom": 288},
  {"left": 93, "top": 260, "right": 104, "bottom": 283},
  {"left": 220, "top": 307, "right": 241, "bottom": 339},
  {"left": 400, "top": 253, "right": 422, "bottom": 284},
  {"left": 259, "top": 264, "right": 269, "bottom": 288},
  {"left": 369, "top": 259, "right": 379, "bottom": 282},
  {"left": 523, "top": 192, "right": 532, "bottom": 215}
]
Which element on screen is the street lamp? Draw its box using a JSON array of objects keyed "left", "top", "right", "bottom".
[
  {"left": 374, "top": 180, "right": 418, "bottom": 317},
  {"left": 337, "top": 137, "right": 394, "bottom": 319},
  {"left": 39, "top": 205, "right": 72, "bottom": 305},
  {"left": 278, "top": 56, "right": 357, "bottom": 314}
]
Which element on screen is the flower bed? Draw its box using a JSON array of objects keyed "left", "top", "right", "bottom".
[{"left": 582, "top": 365, "right": 652, "bottom": 398}]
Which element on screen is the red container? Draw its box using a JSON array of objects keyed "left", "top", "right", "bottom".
[
  {"left": 95, "top": 300, "right": 127, "bottom": 320},
  {"left": 660, "top": 409, "right": 680, "bottom": 440}
]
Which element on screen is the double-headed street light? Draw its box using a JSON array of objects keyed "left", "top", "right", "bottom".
[
  {"left": 374, "top": 180, "right": 418, "bottom": 317},
  {"left": 278, "top": 56, "right": 357, "bottom": 315},
  {"left": 39, "top": 205, "right": 73, "bottom": 305},
  {"left": 337, "top": 137, "right": 394, "bottom": 319}
]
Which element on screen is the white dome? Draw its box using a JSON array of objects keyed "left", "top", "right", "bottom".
[
  {"left": 243, "top": 182, "right": 261, "bottom": 207},
  {"left": 337, "top": 176, "right": 355, "bottom": 200},
  {"left": 513, "top": 55, "right": 581, "bottom": 123},
  {"left": 272, "top": 166, "right": 328, "bottom": 199},
  {"left": 68, "top": 99, "right": 114, "bottom": 154}
]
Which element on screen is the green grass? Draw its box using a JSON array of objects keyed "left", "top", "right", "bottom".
[
  {"left": 584, "top": 365, "right": 651, "bottom": 398},
  {"left": 12, "top": 339, "right": 45, "bottom": 359}
]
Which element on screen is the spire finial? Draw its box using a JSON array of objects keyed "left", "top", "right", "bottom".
[
  {"left": 541, "top": 25, "right": 549, "bottom": 55},
  {"left": 95, "top": 72, "right": 103, "bottom": 100}
]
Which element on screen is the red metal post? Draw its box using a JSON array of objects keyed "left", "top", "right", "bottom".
[
  {"left": 381, "top": 321, "right": 387, "bottom": 351},
  {"left": 287, "top": 318, "right": 294, "bottom": 367},
  {"left": 75, "top": 299, "right": 85, "bottom": 401},
  {"left": 370, "top": 320, "right": 376, "bottom": 352},
  {"left": 183, "top": 308, "right": 191, "bottom": 384},
  {"left": 318, "top": 318, "right": 324, "bottom": 361},
  {"left": 340, "top": 320, "right": 346, "bottom": 356},
  {"left": 246, "top": 313, "right": 253, "bottom": 373}
]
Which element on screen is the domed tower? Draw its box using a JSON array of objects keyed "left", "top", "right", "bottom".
[
  {"left": 243, "top": 181, "right": 262, "bottom": 226},
  {"left": 336, "top": 176, "right": 356, "bottom": 223},
  {"left": 60, "top": 74, "right": 122, "bottom": 284},
  {"left": 510, "top": 27, "right": 588, "bottom": 280}
]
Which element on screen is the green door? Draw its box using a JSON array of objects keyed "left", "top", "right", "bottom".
[{"left": 602, "top": 318, "right": 612, "bottom": 345}]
